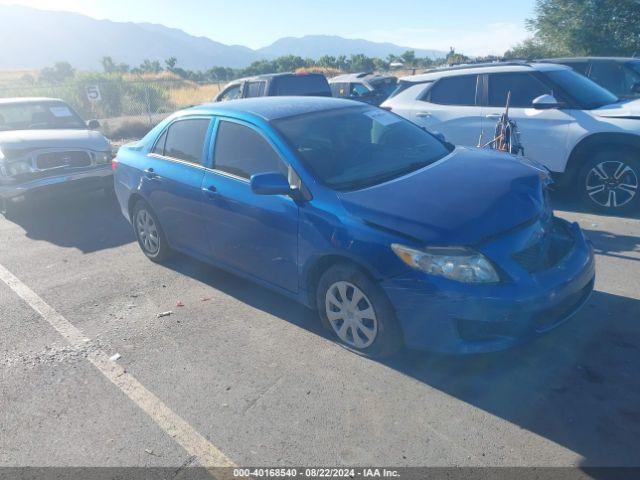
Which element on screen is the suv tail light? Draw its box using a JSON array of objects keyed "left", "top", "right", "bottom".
[{"left": 111, "top": 158, "right": 119, "bottom": 171}]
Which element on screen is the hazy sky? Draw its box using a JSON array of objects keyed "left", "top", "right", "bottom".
[{"left": 0, "top": 0, "right": 536, "bottom": 55}]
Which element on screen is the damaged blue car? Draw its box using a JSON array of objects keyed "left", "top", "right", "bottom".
[{"left": 114, "top": 97, "right": 595, "bottom": 357}]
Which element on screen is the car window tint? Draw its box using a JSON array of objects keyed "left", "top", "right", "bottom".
[
  {"left": 351, "top": 83, "right": 370, "bottom": 97},
  {"left": 163, "top": 118, "right": 210, "bottom": 164},
  {"left": 213, "top": 121, "right": 284, "bottom": 179},
  {"left": 245, "top": 81, "right": 266, "bottom": 98},
  {"left": 562, "top": 61, "right": 589, "bottom": 75},
  {"left": 590, "top": 62, "right": 636, "bottom": 97},
  {"left": 428, "top": 75, "right": 478, "bottom": 105},
  {"left": 487, "top": 73, "right": 551, "bottom": 108},
  {"left": 331, "top": 83, "right": 349, "bottom": 97},
  {"left": 152, "top": 130, "right": 167, "bottom": 155},
  {"left": 219, "top": 84, "right": 242, "bottom": 101}
]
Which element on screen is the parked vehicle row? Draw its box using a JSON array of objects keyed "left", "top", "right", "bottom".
[
  {"left": 6, "top": 58, "right": 633, "bottom": 357},
  {"left": 113, "top": 97, "right": 595, "bottom": 357},
  {"left": 382, "top": 61, "right": 640, "bottom": 214}
]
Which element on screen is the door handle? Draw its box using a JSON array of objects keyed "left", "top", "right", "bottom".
[
  {"left": 486, "top": 113, "right": 502, "bottom": 119},
  {"left": 205, "top": 185, "right": 217, "bottom": 198},
  {"left": 416, "top": 111, "right": 432, "bottom": 118},
  {"left": 143, "top": 168, "right": 158, "bottom": 179}
]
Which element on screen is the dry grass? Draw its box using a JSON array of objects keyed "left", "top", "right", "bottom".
[{"left": 168, "top": 82, "right": 221, "bottom": 107}]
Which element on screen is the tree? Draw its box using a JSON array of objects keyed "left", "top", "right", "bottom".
[
  {"left": 400, "top": 50, "right": 416, "bottom": 66},
  {"left": 445, "top": 48, "right": 469, "bottom": 65},
  {"left": 39, "top": 62, "right": 75, "bottom": 83},
  {"left": 164, "top": 57, "right": 178, "bottom": 71},
  {"left": 510, "top": 0, "right": 640, "bottom": 57}
]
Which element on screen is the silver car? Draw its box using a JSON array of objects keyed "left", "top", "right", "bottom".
[{"left": 0, "top": 97, "right": 113, "bottom": 216}]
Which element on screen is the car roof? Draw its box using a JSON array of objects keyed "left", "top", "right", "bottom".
[
  {"left": 0, "top": 97, "right": 64, "bottom": 105},
  {"left": 186, "top": 96, "right": 362, "bottom": 121},
  {"left": 227, "top": 72, "right": 325, "bottom": 84},
  {"left": 400, "top": 62, "right": 570, "bottom": 82},
  {"left": 541, "top": 56, "right": 639, "bottom": 63},
  {"left": 329, "top": 72, "right": 395, "bottom": 83}
]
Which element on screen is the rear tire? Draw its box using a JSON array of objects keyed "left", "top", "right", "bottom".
[
  {"left": 132, "top": 200, "right": 171, "bottom": 263},
  {"left": 316, "top": 263, "right": 403, "bottom": 358},
  {"left": 577, "top": 149, "right": 640, "bottom": 214}
]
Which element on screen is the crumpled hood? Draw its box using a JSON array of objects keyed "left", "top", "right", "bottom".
[
  {"left": 0, "top": 129, "right": 110, "bottom": 154},
  {"left": 593, "top": 98, "right": 640, "bottom": 119},
  {"left": 338, "top": 147, "right": 546, "bottom": 246}
]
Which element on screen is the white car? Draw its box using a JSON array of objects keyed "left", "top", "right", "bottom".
[
  {"left": 0, "top": 97, "right": 113, "bottom": 216},
  {"left": 382, "top": 62, "right": 640, "bottom": 213}
]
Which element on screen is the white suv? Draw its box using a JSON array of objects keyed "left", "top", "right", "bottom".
[{"left": 382, "top": 62, "right": 640, "bottom": 214}]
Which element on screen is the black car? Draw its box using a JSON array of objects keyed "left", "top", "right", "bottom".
[
  {"left": 329, "top": 72, "right": 397, "bottom": 106},
  {"left": 541, "top": 57, "right": 640, "bottom": 99},
  {"left": 214, "top": 72, "right": 331, "bottom": 101}
]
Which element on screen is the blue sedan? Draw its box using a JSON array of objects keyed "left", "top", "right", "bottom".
[{"left": 113, "top": 97, "right": 595, "bottom": 357}]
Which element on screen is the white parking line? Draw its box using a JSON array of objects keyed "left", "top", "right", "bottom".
[{"left": 0, "top": 262, "right": 235, "bottom": 469}]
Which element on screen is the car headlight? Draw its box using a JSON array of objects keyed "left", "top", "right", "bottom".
[
  {"left": 391, "top": 244, "right": 500, "bottom": 284},
  {"left": 94, "top": 151, "right": 112, "bottom": 164},
  {"left": 6, "top": 161, "right": 33, "bottom": 176}
]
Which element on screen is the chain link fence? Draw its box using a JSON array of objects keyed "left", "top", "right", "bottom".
[{"left": 0, "top": 78, "right": 222, "bottom": 142}]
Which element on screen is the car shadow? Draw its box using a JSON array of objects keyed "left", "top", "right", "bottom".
[
  {"left": 164, "top": 253, "right": 640, "bottom": 467},
  {"left": 4, "top": 191, "right": 134, "bottom": 253},
  {"left": 582, "top": 228, "right": 640, "bottom": 263}
]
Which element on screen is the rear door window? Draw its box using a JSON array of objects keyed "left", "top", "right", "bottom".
[
  {"left": 162, "top": 118, "right": 211, "bottom": 165},
  {"left": 427, "top": 75, "right": 478, "bottom": 105},
  {"left": 487, "top": 72, "right": 552, "bottom": 108},
  {"left": 213, "top": 121, "right": 284, "bottom": 179},
  {"left": 245, "top": 81, "right": 267, "bottom": 98}
]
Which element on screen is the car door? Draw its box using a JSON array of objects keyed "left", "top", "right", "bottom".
[
  {"left": 483, "top": 72, "right": 572, "bottom": 172},
  {"left": 201, "top": 118, "right": 299, "bottom": 293},
  {"left": 143, "top": 117, "right": 212, "bottom": 258},
  {"left": 407, "top": 74, "right": 483, "bottom": 146}
]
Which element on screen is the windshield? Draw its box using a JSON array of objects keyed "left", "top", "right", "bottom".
[
  {"left": 0, "top": 101, "right": 86, "bottom": 131},
  {"left": 273, "top": 106, "right": 451, "bottom": 191},
  {"left": 545, "top": 69, "right": 619, "bottom": 108}
]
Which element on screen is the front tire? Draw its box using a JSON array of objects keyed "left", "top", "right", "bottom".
[
  {"left": 316, "top": 263, "right": 402, "bottom": 358},
  {"left": 132, "top": 200, "right": 171, "bottom": 262},
  {"left": 577, "top": 149, "right": 640, "bottom": 214}
]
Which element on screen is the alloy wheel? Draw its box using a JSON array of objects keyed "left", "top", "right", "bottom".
[
  {"left": 325, "top": 281, "right": 378, "bottom": 349},
  {"left": 585, "top": 160, "right": 639, "bottom": 208},
  {"left": 136, "top": 208, "right": 160, "bottom": 254}
]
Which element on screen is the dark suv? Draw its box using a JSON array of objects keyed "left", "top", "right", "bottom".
[
  {"left": 329, "top": 72, "right": 397, "bottom": 106},
  {"left": 214, "top": 72, "right": 331, "bottom": 102},
  {"left": 542, "top": 57, "right": 640, "bottom": 100}
]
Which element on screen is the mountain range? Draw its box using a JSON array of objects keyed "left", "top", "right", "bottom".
[{"left": 0, "top": 5, "right": 445, "bottom": 71}]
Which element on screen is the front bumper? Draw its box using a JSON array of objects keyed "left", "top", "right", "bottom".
[
  {"left": 0, "top": 166, "right": 113, "bottom": 203},
  {"left": 381, "top": 219, "right": 596, "bottom": 353}
]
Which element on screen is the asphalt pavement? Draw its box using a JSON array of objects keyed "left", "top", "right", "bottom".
[{"left": 0, "top": 189, "right": 639, "bottom": 468}]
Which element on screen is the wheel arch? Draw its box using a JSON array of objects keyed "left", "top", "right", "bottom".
[
  {"left": 127, "top": 193, "right": 145, "bottom": 221},
  {"left": 303, "top": 253, "right": 382, "bottom": 310},
  {"left": 563, "top": 132, "right": 640, "bottom": 185}
]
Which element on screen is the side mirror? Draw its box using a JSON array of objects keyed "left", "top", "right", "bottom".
[
  {"left": 631, "top": 82, "right": 640, "bottom": 94},
  {"left": 432, "top": 131, "right": 446, "bottom": 143},
  {"left": 87, "top": 119, "right": 101, "bottom": 130},
  {"left": 250, "top": 172, "right": 292, "bottom": 196},
  {"left": 532, "top": 94, "right": 560, "bottom": 110}
]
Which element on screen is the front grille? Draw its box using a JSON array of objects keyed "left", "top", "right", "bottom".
[
  {"left": 512, "top": 218, "right": 574, "bottom": 273},
  {"left": 36, "top": 151, "right": 92, "bottom": 170}
]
